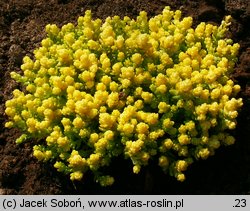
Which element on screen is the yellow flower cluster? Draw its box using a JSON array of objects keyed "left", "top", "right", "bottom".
[{"left": 5, "top": 7, "right": 243, "bottom": 185}]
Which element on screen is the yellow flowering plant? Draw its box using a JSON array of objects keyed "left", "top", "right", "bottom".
[{"left": 5, "top": 7, "right": 243, "bottom": 186}]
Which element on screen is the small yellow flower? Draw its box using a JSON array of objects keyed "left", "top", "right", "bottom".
[
  {"left": 73, "top": 116, "right": 85, "bottom": 129},
  {"left": 197, "top": 148, "right": 210, "bottom": 159},
  {"left": 99, "top": 113, "right": 115, "bottom": 129},
  {"left": 136, "top": 122, "right": 149, "bottom": 134},
  {"left": 104, "top": 130, "right": 114, "bottom": 140},
  {"left": 178, "top": 134, "right": 191, "bottom": 145},
  {"left": 158, "top": 156, "right": 169, "bottom": 168},
  {"left": 163, "top": 118, "right": 174, "bottom": 129},
  {"left": 70, "top": 171, "right": 83, "bottom": 181},
  {"left": 141, "top": 91, "right": 153, "bottom": 103},
  {"left": 146, "top": 113, "right": 159, "bottom": 125},
  {"left": 131, "top": 53, "right": 143, "bottom": 65},
  {"left": 87, "top": 153, "right": 101, "bottom": 169},
  {"left": 122, "top": 123, "right": 134, "bottom": 135},
  {"left": 133, "top": 165, "right": 141, "bottom": 174},
  {"left": 176, "top": 160, "right": 188, "bottom": 172},
  {"left": 33, "top": 149, "right": 45, "bottom": 161},
  {"left": 177, "top": 173, "right": 185, "bottom": 182}
]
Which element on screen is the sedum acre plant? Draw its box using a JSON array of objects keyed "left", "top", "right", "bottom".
[{"left": 5, "top": 7, "right": 243, "bottom": 186}]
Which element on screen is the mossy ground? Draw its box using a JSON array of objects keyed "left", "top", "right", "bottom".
[{"left": 0, "top": 0, "right": 250, "bottom": 194}]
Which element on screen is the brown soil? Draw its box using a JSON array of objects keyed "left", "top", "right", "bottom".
[{"left": 0, "top": 0, "right": 250, "bottom": 194}]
